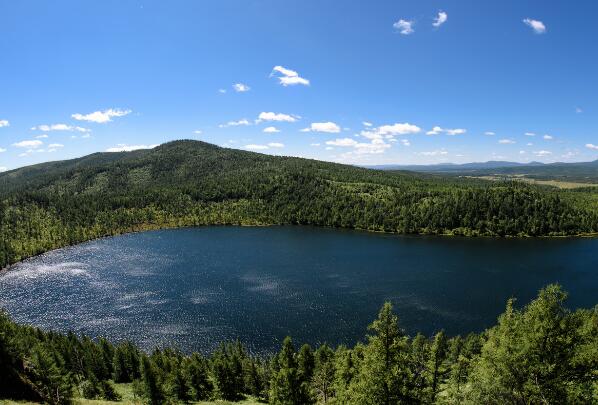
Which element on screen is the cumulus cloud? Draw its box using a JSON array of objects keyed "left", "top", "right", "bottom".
[
  {"left": 257, "top": 112, "right": 298, "bottom": 123},
  {"left": 0, "top": 119, "right": 9, "bottom": 127},
  {"left": 432, "top": 11, "right": 448, "bottom": 27},
  {"left": 498, "top": 139, "right": 516, "bottom": 144},
  {"left": 586, "top": 144, "right": 598, "bottom": 150},
  {"left": 326, "top": 138, "right": 358, "bottom": 147},
  {"left": 361, "top": 122, "right": 421, "bottom": 140},
  {"left": 106, "top": 144, "right": 158, "bottom": 152},
  {"left": 270, "top": 66, "right": 310, "bottom": 86},
  {"left": 543, "top": 134, "right": 553, "bottom": 140},
  {"left": 523, "top": 18, "right": 546, "bottom": 34},
  {"left": 533, "top": 150, "right": 552, "bottom": 157},
  {"left": 32, "top": 124, "right": 90, "bottom": 132},
  {"left": 72, "top": 108, "right": 131, "bottom": 123},
  {"left": 13, "top": 140, "right": 43, "bottom": 148},
  {"left": 219, "top": 119, "right": 251, "bottom": 128},
  {"left": 393, "top": 19, "right": 414, "bottom": 35},
  {"left": 232, "top": 83, "right": 250, "bottom": 92},
  {"left": 263, "top": 126, "right": 280, "bottom": 133},
  {"left": 301, "top": 122, "right": 341, "bottom": 133}
]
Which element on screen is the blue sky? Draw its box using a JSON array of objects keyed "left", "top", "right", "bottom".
[{"left": 1, "top": 0, "right": 597, "bottom": 171}]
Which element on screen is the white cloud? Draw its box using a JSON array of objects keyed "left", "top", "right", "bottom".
[
  {"left": 0, "top": 167, "right": 7, "bottom": 172},
  {"left": 426, "top": 126, "right": 466, "bottom": 136},
  {"left": 484, "top": 131, "right": 496, "bottom": 136},
  {"left": 32, "top": 124, "right": 90, "bottom": 132},
  {"left": 13, "top": 140, "right": 43, "bottom": 148},
  {"left": 268, "top": 142, "right": 284, "bottom": 148},
  {"left": 270, "top": 66, "right": 310, "bottom": 86},
  {"left": 0, "top": 120, "right": 9, "bottom": 128},
  {"left": 81, "top": 134, "right": 91, "bottom": 139},
  {"left": 400, "top": 139, "right": 411, "bottom": 146},
  {"left": 362, "top": 122, "right": 421, "bottom": 140},
  {"left": 219, "top": 119, "right": 251, "bottom": 128},
  {"left": 543, "top": 134, "right": 553, "bottom": 140},
  {"left": 523, "top": 18, "right": 546, "bottom": 34},
  {"left": 419, "top": 150, "right": 448, "bottom": 156},
  {"left": 218, "top": 89, "right": 227, "bottom": 94},
  {"left": 527, "top": 142, "right": 534, "bottom": 146},
  {"left": 519, "top": 150, "right": 526, "bottom": 154},
  {"left": 498, "top": 139, "right": 516, "bottom": 144},
  {"left": 426, "top": 126, "right": 443, "bottom": 135},
  {"left": 576, "top": 107, "right": 583, "bottom": 113},
  {"left": 533, "top": 150, "right": 552, "bottom": 157},
  {"left": 310, "top": 143, "right": 321, "bottom": 147},
  {"left": 257, "top": 112, "right": 298, "bottom": 123},
  {"left": 0, "top": 148, "right": 6, "bottom": 153},
  {"left": 263, "top": 126, "right": 280, "bottom": 133},
  {"left": 35, "top": 134, "right": 49, "bottom": 139},
  {"left": 301, "top": 122, "right": 341, "bottom": 133},
  {"left": 393, "top": 19, "right": 414, "bottom": 35},
  {"left": 245, "top": 144, "right": 269, "bottom": 150},
  {"left": 193, "top": 130, "right": 202, "bottom": 135},
  {"left": 326, "top": 138, "right": 358, "bottom": 147},
  {"left": 48, "top": 143, "right": 64, "bottom": 148},
  {"left": 586, "top": 144, "right": 598, "bottom": 150},
  {"left": 325, "top": 146, "right": 334, "bottom": 150},
  {"left": 106, "top": 144, "right": 158, "bottom": 152},
  {"left": 363, "top": 121, "right": 373, "bottom": 127},
  {"left": 232, "top": 83, "right": 250, "bottom": 92},
  {"left": 72, "top": 108, "right": 131, "bottom": 123},
  {"left": 432, "top": 11, "right": 448, "bottom": 28},
  {"left": 524, "top": 132, "right": 536, "bottom": 137}
]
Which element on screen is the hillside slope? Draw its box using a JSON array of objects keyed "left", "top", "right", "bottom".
[{"left": 1, "top": 140, "right": 597, "bottom": 268}]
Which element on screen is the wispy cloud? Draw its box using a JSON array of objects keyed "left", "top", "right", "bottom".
[
  {"left": 484, "top": 131, "right": 496, "bottom": 136},
  {"left": 219, "top": 119, "right": 251, "bottom": 128},
  {"left": 270, "top": 66, "right": 310, "bottom": 86},
  {"left": 72, "top": 108, "right": 131, "bottom": 123},
  {"left": 533, "top": 150, "right": 552, "bottom": 157},
  {"left": 586, "top": 144, "right": 598, "bottom": 150},
  {"left": 523, "top": 18, "right": 546, "bottom": 34},
  {"left": 543, "top": 134, "right": 553, "bottom": 140},
  {"left": 498, "top": 139, "right": 516, "bottom": 144},
  {"left": 0, "top": 148, "right": 6, "bottom": 153},
  {"left": 393, "top": 19, "right": 414, "bottom": 35},
  {"left": 106, "top": 144, "right": 158, "bottom": 152},
  {"left": 263, "top": 126, "right": 280, "bottom": 133},
  {"left": 419, "top": 150, "right": 448, "bottom": 156},
  {"left": 0, "top": 119, "right": 9, "bottom": 128},
  {"left": 432, "top": 11, "right": 447, "bottom": 28},
  {"left": 426, "top": 126, "right": 466, "bottom": 136},
  {"left": 232, "top": 83, "right": 250, "bottom": 92},
  {"left": 31, "top": 124, "right": 90, "bottom": 132},
  {"left": 363, "top": 121, "right": 373, "bottom": 127},
  {"left": 524, "top": 132, "right": 536, "bottom": 137},
  {"left": 35, "top": 134, "right": 49, "bottom": 139},
  {"left": 13, "top": 140, "right": 43, "bottom": 148},
  {"left": 301, "top": 122, "right": 341, "bottom": 133},
  {"left": 48, "top": 143, "right": 64, "bottom": 148},
  {"left": 245, "top": 142, "right": 284, "bottom": 150}
]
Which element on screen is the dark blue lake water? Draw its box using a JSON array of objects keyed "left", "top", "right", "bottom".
[{"left": 1, "top": 226, "right": 597, "bottom": 354}]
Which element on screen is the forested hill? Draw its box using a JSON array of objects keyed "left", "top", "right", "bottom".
[{"left": 1, "top": 140, "right": 598, "bottom": 268}]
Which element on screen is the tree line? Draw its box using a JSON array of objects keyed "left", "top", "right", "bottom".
[
  {"left": 1, "top": 284, "right": 596, "bottom": 404},
  {"left": 2, "top": 140, "right": 597, "bottom": 268}
]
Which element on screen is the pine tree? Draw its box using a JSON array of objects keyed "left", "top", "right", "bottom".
[
  {"left": 141, "top": 355, "right": 164, "bottom": 405},
  {"left": 269, "top": 336, "right": 312, "bottom": 405}
]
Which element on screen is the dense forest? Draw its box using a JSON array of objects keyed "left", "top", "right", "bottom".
[
  {"left": 1, "top": 140, "right": 598, "bottom": 269},
  {"left": 1, "top": 284, "right": 596, "bottom": 404}
]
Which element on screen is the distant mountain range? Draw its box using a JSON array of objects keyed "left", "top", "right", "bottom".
[{"left": 371, "top": 160, "right": 598, "bottom": 183}]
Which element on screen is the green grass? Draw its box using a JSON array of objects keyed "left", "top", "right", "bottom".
[{"left": 0, "top": 384, "right": 263, "bottom": 404}]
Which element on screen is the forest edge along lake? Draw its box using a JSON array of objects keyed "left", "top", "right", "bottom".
[{"left": 1, "top": 226, "right": 597, "bottom": 355}]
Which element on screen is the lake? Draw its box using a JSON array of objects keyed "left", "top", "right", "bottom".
[{"left": 1, "top": 226, "right": 597, "bottom": 355}]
